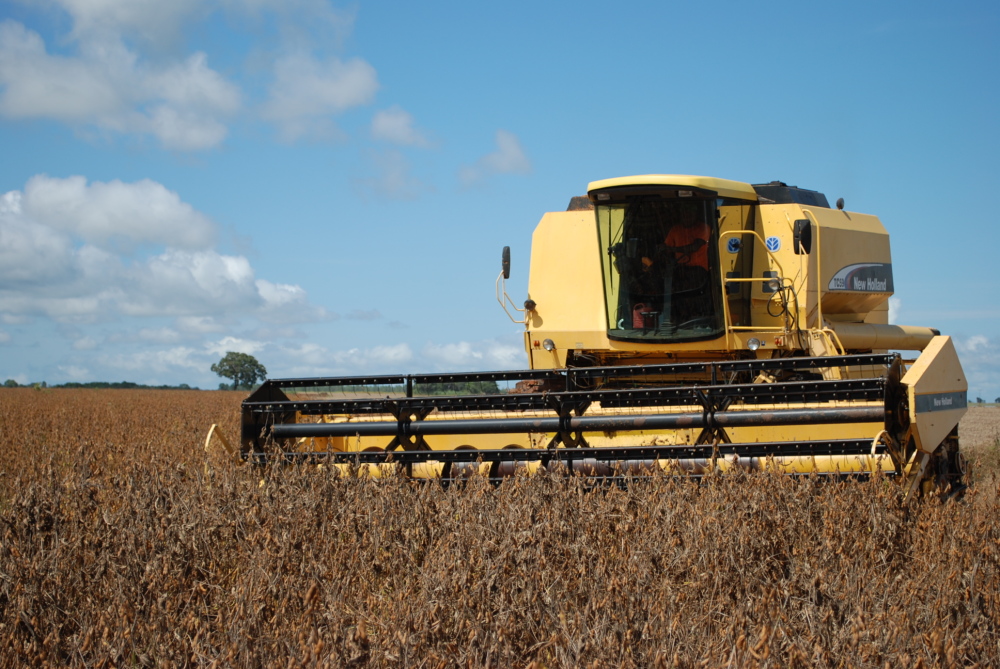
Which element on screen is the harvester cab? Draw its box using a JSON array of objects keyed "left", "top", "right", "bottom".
[{"left": 236, "top": 175, "right": 967, "bottom": 498}]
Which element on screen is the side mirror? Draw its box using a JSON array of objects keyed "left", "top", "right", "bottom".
[
  {"left": 793, "top": 219, "right": 812, "bottom": 254},
  {"left": 501, "top": 246, "right": 511, "bottom": 280}
]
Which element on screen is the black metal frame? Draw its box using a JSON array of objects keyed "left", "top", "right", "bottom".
[{"left": 241, "top": 354, "right": 897, "bottom": 468}]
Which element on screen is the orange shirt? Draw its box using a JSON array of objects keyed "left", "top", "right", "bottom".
[{"left": 665, "top": 222, "right": 710, "bottom": 270}]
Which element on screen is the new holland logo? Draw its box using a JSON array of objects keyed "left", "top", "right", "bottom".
[
  {"left": 828, "top": 263, "right": 894, "bottom": 293},
  {"left": 765, "top": 236, "right": 780, "bottom": 252}
]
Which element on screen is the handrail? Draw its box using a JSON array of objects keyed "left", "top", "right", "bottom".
[
  {"left": 495, "top": 271, "right": 526, "bottom": 325},
  {"left": 802, "top": 208, "right": 824, "bottom": 330},
  {"left": 717, "top": 229, "right": 792, "bottom": 346}
]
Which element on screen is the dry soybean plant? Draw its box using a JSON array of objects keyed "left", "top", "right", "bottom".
[{"left": 0, "top": 388, "right": 998, "bottom": 668}]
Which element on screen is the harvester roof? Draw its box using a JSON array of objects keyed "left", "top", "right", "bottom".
[{"left": 587, "top": 175, "right": 759, "bottom": 201}]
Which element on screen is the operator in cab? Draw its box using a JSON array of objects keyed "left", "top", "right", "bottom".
[{"left": 641, "top": 203, "right": 711, "bottom": 327}]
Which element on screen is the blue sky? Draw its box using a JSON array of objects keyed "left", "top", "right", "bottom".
[{"left": 0, "top": 0, "right": 998, "bottom": 399}]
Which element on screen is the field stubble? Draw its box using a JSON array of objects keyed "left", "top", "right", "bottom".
[{"left": 0, "top": 388, "right": 998, "bottom": 668}]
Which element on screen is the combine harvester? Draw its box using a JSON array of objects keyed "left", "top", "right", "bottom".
[{"left": 233, "top": 175, "right": 968, "bottom": 498}]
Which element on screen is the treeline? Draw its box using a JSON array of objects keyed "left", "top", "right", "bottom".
[
  {"left": 3, "top": 379, "right": 503, "bottom": 394},
  {"left": 3, "top": 380, "right": 199, "bottom": 390},
  {"left": 329, "top": 380, "right": 503, "bottom": 396},
  {"left": 413, "top": 380, "right": 502, "bottom": 395}
]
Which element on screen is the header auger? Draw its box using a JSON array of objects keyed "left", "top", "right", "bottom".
[{"left": 230, "top": 175, "right": 968, "bottom": 498}]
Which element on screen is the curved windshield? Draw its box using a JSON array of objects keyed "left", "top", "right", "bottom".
[{"left": 596, "top": 192, "right": 724, "bottom": 342}]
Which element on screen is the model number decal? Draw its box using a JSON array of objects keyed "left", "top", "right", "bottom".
[{"left": 827, "top": 263, "right": 894, "bottom": 293}]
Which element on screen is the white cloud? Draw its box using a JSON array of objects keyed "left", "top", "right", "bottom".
[
  {"left": 22, "top": 175, "right": 215, "bottom": 250},
  {"left": 116, "top": 250, "right": 259, "bottom": 317},
  {"left": 100, "top": 346, "right": 205, "bottom": 373},
  {"left": 0, "top": 20, "right": 124, "bottom": 119},
  {"left": 49, "top": 0, "right": 357, "bottom": 56},
  {"left": 0, "top": 191, "right": 78, "bottom": 285},
  {"left": 356, "top": 150, "right": 424, "bottom": 201},
  {"left": 266, "top": 338, "right": 523, "bottom": 380},
  {"left": 888, "top": 297, "right": 901, "bottom": 324},
  {"left": 206, "top": 335, "right": 267, "bottom": 357},
  {"left": 960, "top": 335, "right": 990, "bottom": 353},
  {"left": 58, "top": 364, "right": 90, "bottom": 379},
  {"left": 279, "top": 341, "right": 332, "bottom": 368},
  {"left": 371, "top": 105, "right": 429, "bottom": 147},
  {"left": 261, "top": 52, "right": 378, "bottom": 142},
  {"left": 280, "top": 342, "right": 414, "bottom": 376},
  {"left": 176, "top": 316, "right": 228, "bottom": 333},
  {"left": 0, "top": 176, "right": 327, "bottom": 325},
  {"left": 52, "top": 0, "right": 204, "bottom": 47},
  {"left": 1, "top": 3, "right": 388, "bottom": 150},
  {"left": 421, "top": 339, "right": 523, "bottom": 371},
  {"left": 138, "top": 328, "right": 181, "bottom": 344},
  {"left": 0, "top": 20, "right": 240, "bottom": 150},
  {"left": 256, "top": 279, "right": 304, "bottom": 307},
  {"left": 954, "top": 335, "right": 1000, "bottom": 401},
  {"left": 334, "top": 343, "right": 413, "bottom": 368},
  {"left": 459, "top": 130, "right": 531, "bottom": 185},
  {"left": 255, "top": 279, "right": 329, "bottom": 323},
  {"left": 73, "top": 336, "right": 98, "bottom": 350},
  {"left": 0, "top": 330, "right": 10, "bottom": 344},
  {"left": 221, "top": 0, "right": 356, "bottom": 47}
]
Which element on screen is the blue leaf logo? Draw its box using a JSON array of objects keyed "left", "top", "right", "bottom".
[{"left": 766, "top": 236, "right": 781, "bottom": 252}]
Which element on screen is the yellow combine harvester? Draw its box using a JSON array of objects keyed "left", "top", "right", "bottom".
[{"left": 237, "top": 175, "right": 967, "bottom": 497}]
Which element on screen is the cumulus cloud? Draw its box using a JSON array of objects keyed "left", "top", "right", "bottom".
[
  {"left": 888, "top": 297, "right": 901, "bottom": 325},
  {"left": 0, "top": 20, "right": 240, "bottom": 150},
  {"left": 274, "top": 341, "right": 413, "bottom": 378},
  {"left": 421, "top": 339, "right": 523, "bottom": 371},
  {"left": 122, "top": 250, "right": 259, "bottom": 316},
  {"left": 58, "top": 364, "right": 90, "bottom": 380},
  {"left": 268, "top": 338, "right": 523, "bottom": 379},
  {"left": 959, "top": 335, "right": 991, "bottom": 353},
  {"left": 206, "top": 335, "right": 267, "bottom": 357},
  {"left": 255, "top": 279, "right": 328, "bottom": 323},
  {"left": 21, "top": 175, "right": 215, "bottom": 250},
  {"left": 371, "top": 105, "right": 429, "bottom": 147},
  {"left": 333, "top": 343, "right": 413, "bottom": 369},
  {"left": 221, "top": 0, "right": 356, "bottom": 47},
  {"left": 0, "top": 191, "right": 77, "bottom": 285},
  {"left": 459, "top": 130, "right": 531, "bottom": 185},
  {"left": 72, "top": 336, "right": 98, "bottom": 350},
  {"left": 0, "top": 21, "right": 126, "bottom": 120},
  {"left": 100, "top": 346, "right": 205, "bottom": 373},
  {"left": 0, "top": 176, "right": 328, "bottom": 324},
  {"left": 52, "top": 0, "right": 204, "bottom": 47},
  {"left": 176, "top": 316, "right": 228, "bottom": 333},
  {"left": 356, "top": 150, "right": 424, "bottom": 201},
  {"left": 137, "top": 328, "right": 181, "bottom": 344},
  {"left": 954, "top": 335, "right": 1000, "bottom": 401},
  {"left": 1, "top": 3, "right": 391, "bottom": 150},
  {"left": 261, "top": 52, "right": 378, "bottom": 142},
  {"left": 279, "top": 341, "right": 334, "bottom": 369}
]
